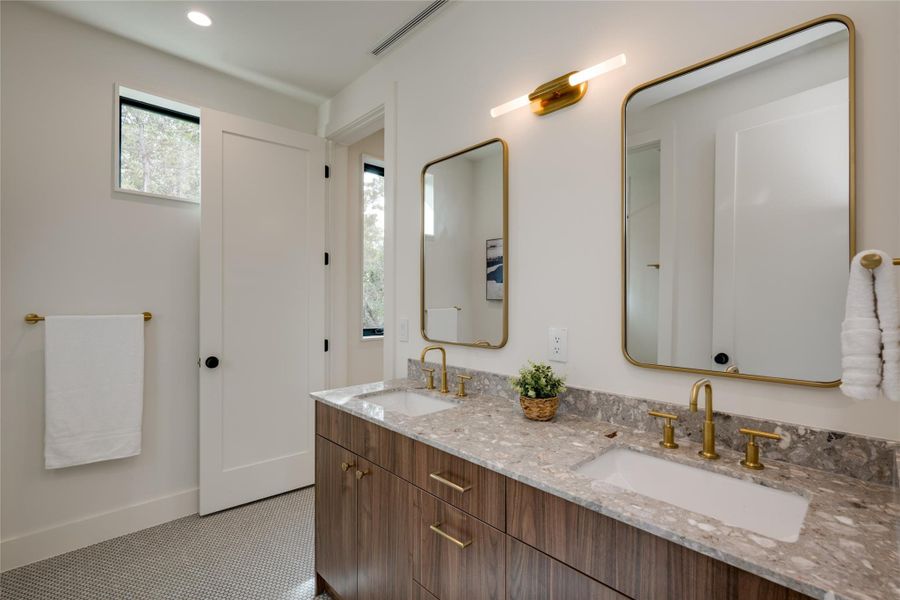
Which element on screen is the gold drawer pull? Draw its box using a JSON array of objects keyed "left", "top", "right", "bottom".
[
  {"left": 430, "top": 522, "right": 472, "bottom": 549},
  {"left": 340, "top": 461, "right": 355, "bottom": 472},
  {"left": 429, "top": 471, "right": 472, "bottom": 493}
]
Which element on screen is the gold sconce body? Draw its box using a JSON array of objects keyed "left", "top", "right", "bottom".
[{"left": 528, "top": 72, "right": 587, "bottom": 116}]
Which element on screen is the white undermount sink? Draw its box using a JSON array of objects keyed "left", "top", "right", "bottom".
[
  {"left": 576, "top": 448, "right": 809, "bottom": 542},
  {"left": 359, "top": 390, "right": 459, "bottom": 417}
]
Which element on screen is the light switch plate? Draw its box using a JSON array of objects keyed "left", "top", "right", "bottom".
[
  {"left": 399, "top": 318, "right": 409, "bottom": 342},
  {"left": 549, "top": 327, "right": 567, "bottom": 362}
]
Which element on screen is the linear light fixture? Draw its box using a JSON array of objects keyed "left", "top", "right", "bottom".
[{"left": 490, "top": 53, "right": 627, "bottom": 118}]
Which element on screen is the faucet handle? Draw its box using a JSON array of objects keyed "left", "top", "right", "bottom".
[
  {"left": 455, "top": 374, "right": 472, "bottom": 398},
  {"left": 648, "top": 411, "right": 679, "bottom": 449},
  {"left": 422, "top": 368, "right": 436, "bottom": 390},
  {"left": 739, "top": 428, "right": 781, "bottom": 470}
]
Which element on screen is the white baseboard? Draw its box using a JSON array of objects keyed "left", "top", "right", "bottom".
[{"left": 1, "top": 487, "right": 198, "bottom": 572}]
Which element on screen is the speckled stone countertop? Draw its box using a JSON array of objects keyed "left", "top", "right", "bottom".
[{"left": 312, "top": 381, "right": 900, "bottom": 600}]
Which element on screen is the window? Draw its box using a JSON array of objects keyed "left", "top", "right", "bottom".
[
  {"left": 117, "top": 87, "right": 200, "bottom": 202},
  {"left": 423, "top": 173, "right": 435, "bottom": 237},
  {"left": 362, "top": 161, "right": 385, "bottom": 338}
]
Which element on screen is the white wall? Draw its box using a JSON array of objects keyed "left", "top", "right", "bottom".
[
  {"left": 346, "top": 130, "right": 385, "bottom": 385},
  {"left": 0, "top": 2, "right": 318, "bottom": 569},
  {"left": 322, "top": 1, "right": 900, "bottom": 441}
]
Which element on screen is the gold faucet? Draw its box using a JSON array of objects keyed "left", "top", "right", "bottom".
[
  {"left": 421, "top": 345, "right": 449, "bottom": 393},
  {"left": 689, "top": 378, "right": 719, "bottom": 460}
]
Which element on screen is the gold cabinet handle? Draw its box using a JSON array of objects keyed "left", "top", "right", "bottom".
[
  {"left": 355, "top": 469, "right": 370, "bottom": 480},
  {"left": 429, "top": 471, "right": 472, "bottom": 493},
  {"left": 648, "top": 410, "right": 679, "bottom": 449},
  {"left": 739, "top": 428, "right": 782, "bottom": 470},
  {"left": 430, "top": 522, "right": 472, "bottom": 549},
  {"left": 340, "top": 461, "right": 355, "bottom": 472},
  {"left": 455, "top": 374, "right": 472, "bottom": 398}
]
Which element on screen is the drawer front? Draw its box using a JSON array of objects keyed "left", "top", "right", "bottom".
[
  {"left": 351, "top": 416, "right": 415, "bottom": 481},
  {"left": 414, "top": 441, "right": 506, "bottom": 529},
  {"left": 506, "top": 537, "right": 628, "bottom": 600},
  {"left": 507, "top": 478, "right": 617, "bottom": 586},
  {"left": 415, "top": 491, "right": 505, "bottom": 600},
  {"left": 315, "top": 401, "right": 352, "bottom": 448}
]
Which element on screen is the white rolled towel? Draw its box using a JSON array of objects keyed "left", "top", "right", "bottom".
[
  {"left": 872, "top": 250, "right": 900, "bottom": 401},
  {"left": 841, "top": 252, "right": 880, "bottom": 400}
]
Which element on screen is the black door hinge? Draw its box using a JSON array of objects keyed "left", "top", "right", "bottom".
[
  {"left": 324, "top": 339, "right": 329, "bottom": 352},
  {"left": 325, "top": 165, "right": 330, "bottom": 178},
  {"left": 324, "top": 252, "right": 330, "bottom": 265}
]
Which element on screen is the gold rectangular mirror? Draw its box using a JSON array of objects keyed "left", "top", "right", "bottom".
[
  {"left": 421, "top": 138, "right": 508, "bottom": 348},
  {"left": 622, "top": 15, "right": 855, "bottom": 386}
]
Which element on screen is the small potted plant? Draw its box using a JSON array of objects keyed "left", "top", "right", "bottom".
[{"left": 510, "top": 361, "right": 566, "bottom": 421}]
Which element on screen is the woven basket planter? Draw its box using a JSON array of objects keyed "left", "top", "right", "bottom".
[{"left": 519, "top": 396, "right": 559, "bottom": 421}]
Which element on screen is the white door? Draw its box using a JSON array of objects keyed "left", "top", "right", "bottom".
[
  {"left": 712, "top": 79, "right": 848, "bottom": 381},
  {"left": 199, "top": 110, "right": 326, "bottom": 515}
]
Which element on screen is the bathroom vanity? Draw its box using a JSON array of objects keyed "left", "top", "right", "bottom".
[{"left": 312, "top": 382, "right": 898, "bottom": 600}]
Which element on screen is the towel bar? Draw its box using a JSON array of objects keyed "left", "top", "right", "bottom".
[
  {"left": 25, "top": 312, "right": 152, "bottom": 324},
  {"left": 425, "top": 306, "right": 462, "bottom": 311},
  {"left": 860, "top": 254, "right": 900, "bottom": 270}
]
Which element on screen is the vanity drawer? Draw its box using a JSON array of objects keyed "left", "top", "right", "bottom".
[
  {"left": 414, "top": 441, "right": 506, "bottom": 530},
  {"left": 351, "top": 416, "right": 415, "bottom": 481},
  {"left": 414, "top": 491, "right": 505, "bottom": 600},
  {"left": 315, "top": 401, "right": 353, "bottom": 448}
]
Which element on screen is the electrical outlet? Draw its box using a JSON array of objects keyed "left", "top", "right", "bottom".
[
  {"left": 399, "top": 318, "right": 409, "bottom": 342},
  {"left": 549, "top": 327, "right": 568, "bottom": 362}
]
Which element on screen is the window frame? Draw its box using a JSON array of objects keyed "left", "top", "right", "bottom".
[
  {"left": 112, "top": 84, "right": 201, "bottom": 204},
  {"left": 361, "top": 155, "right": 386, "bottom": 341}
]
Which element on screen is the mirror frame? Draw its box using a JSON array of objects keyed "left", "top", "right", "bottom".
[
  {"left": 620, "top": 14, "right": 856, "bottom": 388},
  {"left": 420, "top": 137, "right": 510, "bottom": 349}
]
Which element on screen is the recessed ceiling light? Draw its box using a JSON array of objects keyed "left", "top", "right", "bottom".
[{"left": 187, "top": 11, "right": 212, "bottom": 27}]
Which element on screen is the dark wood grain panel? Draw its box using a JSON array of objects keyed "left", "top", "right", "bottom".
[
  {"left": 356, "top": 457, "right": 414, "bottom": 600},
  {"left": 414, "top": 582, "right": 440, "bottom": 600},
  {"left": 506, "top": 478, "right": 616, "bottom": 586},
  {"left": 315, "top": 435, "right": 357, "bottom": 600},
  {"left": 351, "top": 417, "right": 415, "bottom": 481},
  {"left": 415, "top": 441, "right": 506, "bottom": 530},
  {"left": 315, "top": 401, "right": 352, "bottom": 448},
  {"left": 416, "top": 490, "right": 505, "bottom": 600},
  {"left": 735, "top": 570, "right": 813, "bottom": 600},
  {"left": 506, "top": 536, "right": 628, "bottom": 600}
]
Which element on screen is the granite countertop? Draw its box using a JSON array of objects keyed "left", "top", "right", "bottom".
[{"left": 312, "top": 380, "right": 900, "bottom": 600}]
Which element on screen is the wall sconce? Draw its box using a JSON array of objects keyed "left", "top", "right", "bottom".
[{"left": 490, "top": 53, "right": 626, "bottom": 118}]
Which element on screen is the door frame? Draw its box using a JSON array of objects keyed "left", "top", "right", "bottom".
[{"left": 324, "top": 86, "right": 398, "bottom": 385}]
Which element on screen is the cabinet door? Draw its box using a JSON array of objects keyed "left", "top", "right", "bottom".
[
  {"left": 416, "top": 491, "right": 505, "bottom": 600},
  {"left": 356, "top": 457, "right": 414, "bottom": 600},
  {"left": 506, "top": 537, "right": 628, "bottom": 600},
  {"left": 315, "top": 435, "right": 358, "bottom": 600}
]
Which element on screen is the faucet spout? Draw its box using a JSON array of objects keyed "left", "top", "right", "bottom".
[
  {"left": 689, "top": 378, "right": 719, "bottom": 460},
  {"left": 420, "top": 345, "right": 449, "bottom": 394}
]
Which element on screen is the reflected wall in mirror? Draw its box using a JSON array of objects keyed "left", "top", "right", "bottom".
[
  {"left": 623, "top": 16, "right": 854, "bottom": 386},
  {"left": 421, "top": 139, "right": 508, "bottom": 348}
]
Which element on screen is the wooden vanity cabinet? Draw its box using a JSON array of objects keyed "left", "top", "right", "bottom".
[
  {"left": 314, "top": 434, "right": 413, "bottom": 600},
  {"left": 315, "top": 401, "right": 812, "bottom": 600}
]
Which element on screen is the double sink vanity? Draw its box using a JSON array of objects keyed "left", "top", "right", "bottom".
[
  {"left": 312, "top": 361, "right": 898, "bottom": 600},
  {"left": 313, "top": 14, "right": 898, "bottom": 600}
]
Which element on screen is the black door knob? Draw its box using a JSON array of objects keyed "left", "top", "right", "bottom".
[
  {"left": 713, "top": 352, "right": 730, "bottom": 365},
  {"left": 205, "top": 356, "right": 220, "bottom": 369}
]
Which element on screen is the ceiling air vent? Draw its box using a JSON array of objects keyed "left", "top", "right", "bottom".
[{"left": 371, "top": 0, "right": 449, "bottom": 57}]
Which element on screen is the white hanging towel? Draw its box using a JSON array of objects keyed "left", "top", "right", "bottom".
[
  {"left": 427, "top": 307, "right": 459, "bottom": 342},
  {"left": 872, "top": 251, "right": 900, "bottom": 401},
  {"left": 44, "top": 315, "right": 145, "bottom": 469},
  {"left": 841, "top": 250, "right": 900, "bottom": 402}
]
